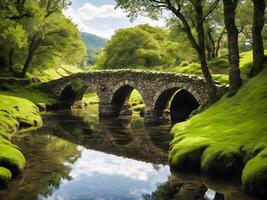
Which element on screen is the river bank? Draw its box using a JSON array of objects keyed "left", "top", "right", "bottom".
[
  {"left": 169, "top": 66, "right": 267, "bottom": 196},
  {"left": 0, "top": 94, "right": 42, "bottom": 187}
]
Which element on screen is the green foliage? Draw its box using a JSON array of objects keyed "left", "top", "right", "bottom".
[
  {"left": 97, "top": 24, "right": 184, "bottom": 69},
  {"left": 129, "top": 89, "right": 143, "bottom": 104},
  {"left": 0, "top": 0, "right": 85, "bottom": 77},
  {"left": 169, "top": 66, "right": 267, "bottom": 194}
]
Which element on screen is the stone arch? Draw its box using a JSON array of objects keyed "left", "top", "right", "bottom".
[
  {"left": 59, "top": 79, "right": 101, "bottom": 104},
  {"left": 152, "top": 84, "right": 200, "bottom": 123},
  {"left": 169, "top": 89, "right": 199, "bottom": 123},
  {"left": 109, "top": 81, "right": 146, "bottom": 117}
]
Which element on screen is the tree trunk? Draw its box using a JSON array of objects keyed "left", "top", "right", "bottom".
[
  {"left": 249, "top": 0, "right": 266, "bottom": 77},
  {"left": 215, "top": 29, "right": 225, "bottom": 57},
  {"left": 8, "top": 48, "right": 14, "bottom": 74},
  {"left": 194, "top": 2, "right": 217, "bottom": 103},
  {"left": 223, "top": 0, "right": 242, "bottom": 96},
  {"left": 21, "top": 49, "right": 35, "bottom": 78},
  {"left": 166, "top": 0, "right": 217, "bottom": 103},
  {"left": 20, "top": 36, "right": 40, "bottom": 78}
]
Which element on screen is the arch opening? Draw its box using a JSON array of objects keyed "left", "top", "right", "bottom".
[
  {"left": 60, "top": 80, "right": 87, "bottom": 103},
  {"left": 154, "top": 88, "right": 199, "bottom": 124},
  {"left": 111, "top": 85, "right": 144, "bottom": 117},
  {"left": 170, "top": 89, "right": 199, "bottom": 123},
  {"left": 70, "top": 87, "right": 100, "bottom": 112}
]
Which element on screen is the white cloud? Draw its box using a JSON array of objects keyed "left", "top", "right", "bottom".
[
  {"left": 64, "top": 1, "right": 166, "bottom": 38},
  {"left": 77, "top": 3, "right": 125, "bottom": 21},
  {"left": 66, "top": 148, "right": 170, "bottom": 182}
]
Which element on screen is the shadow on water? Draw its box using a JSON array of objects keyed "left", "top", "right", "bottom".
[{"left": 0, "top": 107, "right": 262, "bottom": 200}]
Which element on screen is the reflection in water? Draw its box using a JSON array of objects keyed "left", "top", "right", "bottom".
[
  {"left": 0, "top": 106, "right": 261, "bottom": 200},
  {"left": 38, "top": 147, "right": 170, "bottom": 200}
]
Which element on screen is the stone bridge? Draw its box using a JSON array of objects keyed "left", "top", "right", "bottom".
[{"left": 36, "top": 70, "right": 226, "bottom": 123}]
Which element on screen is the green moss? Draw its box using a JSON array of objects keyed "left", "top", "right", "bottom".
[
  {"left": 0, "top": 143, "right": 26, "bottom": 175},
  {"left": 0, "top": 94, "right": 42, "bottom": 187},
  {"left": 0, "top": 167, "right": 12, "bottom": 187},
  {"left": 169, "top": 66, "right": 267, "bottom": 194},
  {"left": 82, "top": 93, "right": 99, "bottom": 103},
  {"left": 0, "top": 130, "right": 11, "bottom": 141},
  {"left": 129, "top": 89, "right": 143, "bottom": 104},
  {"left": 242, "top": 148, "right": 267, "bottom": 195},
  {"left": 170, "top": 136, "right": 210, "bottom": 170},
  {"left": 0, "top": 94, "right": 42, "bottom": 130},
  {"left": 132, "top": 104, "right": 145, "bottom": 112},
  {"left": 201, "top": 145, "right": 244, "bottom": 174},
  {"left": 0, "top": 84, "right": 56, "bottom": 105}
]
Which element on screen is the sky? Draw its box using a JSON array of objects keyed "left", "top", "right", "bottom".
[{"left": 64, "top": 0, "right": 166, "bottom": 39}]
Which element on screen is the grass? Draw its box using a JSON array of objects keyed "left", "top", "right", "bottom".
[
  {"left": 0, "top": 94, "right": 42, "bottom": 187},
  {"left": 167, "top": 50, "right": 267, "bottom": 84},
  {"left": 82, "top": 93, "right": 99, "bottom": 103},
  {"left": 0, "top": 84, "right": 56, "bottom": 105},
  {"left": 169, "top": 66, "right": 267, "bottom": 195},
  {"left": 31, "top": 65, "right": 84, "bottom": 82}
]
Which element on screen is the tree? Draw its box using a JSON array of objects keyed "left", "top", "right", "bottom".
[
  {"left": 0, "top": 0, "right": 85, "bottom": 78},
  {"left": 19, "top": 0, "right": 74, "bottom": 77},
  {"left": 97, "top": 25, "right": 181, "bottom": 69},
  {"left": 116, "top": 0, "right": 220, "bottom": 103},
  {"left": 204, "top": 3, "right": 227, "bottom": 59},
  {"left": 223, "top": 0, "right": 242, "bottom": 96},
  {"left": 0, "top": 21, "right": 27, "bottom": 73},
  {"left": 249, "top": 0, "right": 266, "bottom": 76},
  {"left": 21, "top": 13, "right": 86, "bottom": 77}
]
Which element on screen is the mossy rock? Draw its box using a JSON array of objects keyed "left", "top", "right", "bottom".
[
  {"left": 0, "top": 167, "right": 12, "bottom": 188},
  {"left": 36, "top": 103, "right": 47, "bottom": 111},
  {"left": 0, "top": 143, "right": 26, "bottom": 175},
  {"left": 0, "top": 111, "right": 19, "bottom": 134},
  {"left": 169, "top": 137, "right": 210, "bottom": 170},
  {"left": 201, "top": 145, "right": 244, "bottom": 174},
  {"left": 0, "top": 130, "right": 11, "bottom": 141},
  {"left": 0, "top": 94, "right": 42, "bottom": 130},
  {"left": 242, "top": 148, "right": 267, "bottom": 196}
]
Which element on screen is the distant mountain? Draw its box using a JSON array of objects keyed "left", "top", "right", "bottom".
[{"left": 81, "top": 32, "right": 107, "bottom": 50}]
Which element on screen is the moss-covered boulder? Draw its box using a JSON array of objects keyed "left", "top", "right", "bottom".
[
  {"left": 0, "top": 94, "right": 42, "bottom": 131},
  {"left": 0, "top": 167, "right": 12, "bottom": 187},
  {"left": 242, "top": 148, "right": 267, "bottom": 196},
  {"left": 201, "top": 145, "right": 244, "bottom": 174},
  {"left": 0, "top": 143, "right": 26, "bottom": 175}
]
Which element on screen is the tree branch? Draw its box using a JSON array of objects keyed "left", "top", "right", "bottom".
[{"left": 204, "top": 0, "right": 220, "bottom": 20}]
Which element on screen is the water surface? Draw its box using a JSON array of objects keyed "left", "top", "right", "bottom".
[{"left": 0, "top": 108, "right": 260, "bottom": 200}]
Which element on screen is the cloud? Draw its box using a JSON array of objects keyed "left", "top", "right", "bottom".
[
  {"left": 66, "top": 148, "right": 170, "bottom": 182},
  {"left": 77, "top": 2, "right": 125, "bottom": 21},
  {"left": 64, "top": 1, "right": 166, "bottom": 38}
]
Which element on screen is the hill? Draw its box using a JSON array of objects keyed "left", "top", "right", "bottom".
[{"left": 81, "top": 32, "right": 107, "bottom": 50}]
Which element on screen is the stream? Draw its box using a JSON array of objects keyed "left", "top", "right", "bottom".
[{"left": 0, "top": 106, "right": 260, "bottom": 200}]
